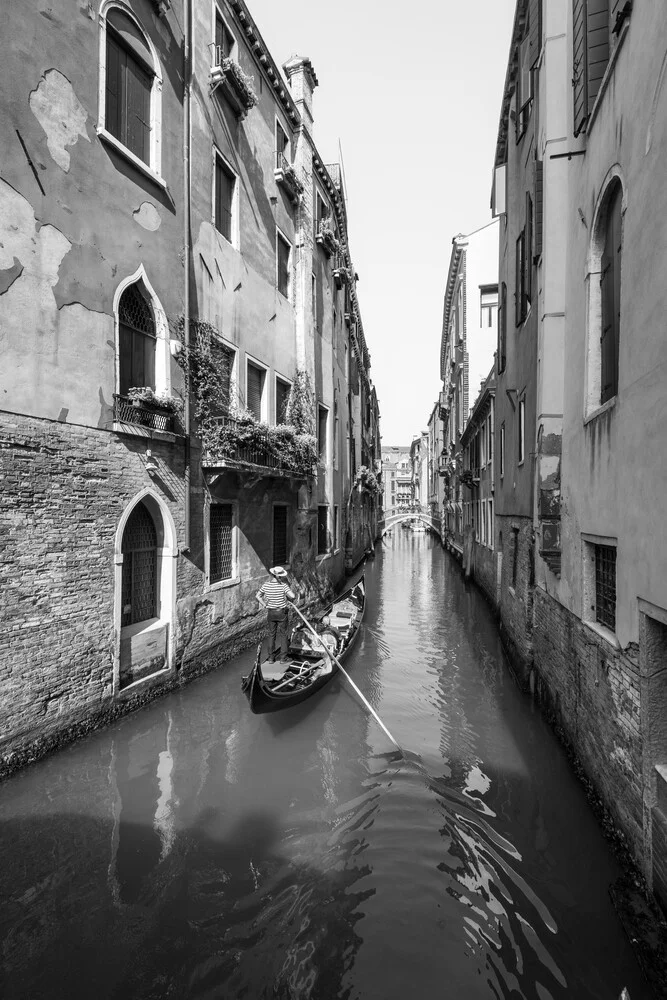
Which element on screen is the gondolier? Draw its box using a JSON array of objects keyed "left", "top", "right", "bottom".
[{"left": 256, "top": 566, "right": 296, "bottom": 663}]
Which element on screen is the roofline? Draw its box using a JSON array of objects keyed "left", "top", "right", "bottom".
[
  {"left": 493, "top": 0, "right": 527, "bottom": 169},
  {"left": 439, "top": 237, "right": 466, "bottom": 381}
]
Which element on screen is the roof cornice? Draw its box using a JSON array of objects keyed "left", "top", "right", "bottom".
[
  {"left": 493, "top": 0, "right": 527, "bottom": 167},
  {"left": 439, "top": 237, "right": 466, "bottom": 381}
]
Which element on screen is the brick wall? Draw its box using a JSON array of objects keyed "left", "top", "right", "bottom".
[
  {"left": 471, "top": 541, "right": 498, "bottom": 610},
  {"left": 496, "top": 514, "right": 534, "bottom": 683},
  {"left": 533, "top": 585, "right": 643, "bottom": 857}
]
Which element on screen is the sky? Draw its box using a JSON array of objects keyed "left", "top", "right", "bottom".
[{"left": 245, "top": 0, "right": 517, "bottom": 445}]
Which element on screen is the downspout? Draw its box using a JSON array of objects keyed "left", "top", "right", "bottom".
[{"left": 182, "top": 0, "right": 192, "bottom": 552}]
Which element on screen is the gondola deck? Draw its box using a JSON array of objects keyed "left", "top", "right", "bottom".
[{"left": 241, "top": 577, "right": 366, "bottom": 714}]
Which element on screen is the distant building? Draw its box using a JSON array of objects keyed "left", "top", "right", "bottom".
[
  {"left": 461, "top": 366, "right": 497, "bottom": 604},
  {"left": 439, "top": 225, "right": 498, "bottom": 557},
  {"left": 381, "top": 446, "right": 412, "bottom": 514},
  {"left": 410, "top": 433, "right": 429, "bottom": 512}
]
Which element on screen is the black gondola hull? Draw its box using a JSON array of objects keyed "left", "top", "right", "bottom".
[{"left": 242, "top": 577, "right": 365, "bottom": 714}]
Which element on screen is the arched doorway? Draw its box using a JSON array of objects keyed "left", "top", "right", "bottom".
[{"left": 115, "top": 491, "right": 177, "bottom": 691}]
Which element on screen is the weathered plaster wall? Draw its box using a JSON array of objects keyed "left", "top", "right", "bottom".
[{"left": 560, "top": 6, "right": 667, "bottom": 647}]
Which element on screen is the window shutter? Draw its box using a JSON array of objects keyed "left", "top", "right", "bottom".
[
  {"left": 247, "top": 362, "right": 264, "bottom": 419},
  {"left": 125, "top": 56, "right": 151, "bottom": 164},
  {"left": 275, "top": 379, "right": 290, "bottom": 423},
  {"left": 528, "top": 0, "right": 542, "bottom": 68},
  {"left": 215, "top": 159, "right": 234, "bottom": 241},
  {"left": 499, "top": 282, "right": 507, "bottom": 373},
  {"left": 515, "top": 232, "right": 525, "bottom": 326},
  {"left": 600, "top": 184, "right": 622, "bottom": 403},
  {"left": 105, "top": 35, "right": 122, "bottom": 140},
  {"left": 587, "top": 0, "right": 610, "bottom": 113},
  {"left": 210, "top": 340, "right": 234, "bottom": 415},
  {"left": 573, "top": 0, "right": 588, "bottom": 135},
  {"left": 534, "top": 159, "right": 544, "bottom": 258}
]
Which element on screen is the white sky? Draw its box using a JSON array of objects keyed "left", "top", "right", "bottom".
[{"left": 245, "top": 0, "right": 516, "bottom": 444}]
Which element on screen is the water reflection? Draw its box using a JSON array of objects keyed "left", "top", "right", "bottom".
[{"left": 0, "top": 533, "right": 653, "bottom": 999}]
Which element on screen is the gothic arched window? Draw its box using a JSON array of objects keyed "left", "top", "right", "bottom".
[
  {"left": 118, "top": 282, "right": 156, "bottom": 394},
  {"left": 121, "top": 502, "right": 158, "bottom": 626}
]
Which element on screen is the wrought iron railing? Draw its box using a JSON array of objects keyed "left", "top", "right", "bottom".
[
  {"left": 114, "top": 394, "right": 176, "bottom": 433},
  {"left": 204, "top": 415, "right": 314, "bottom": 477}
]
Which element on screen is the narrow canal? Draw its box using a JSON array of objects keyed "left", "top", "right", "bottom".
[{"left": 0, "top": 532, "right": 650, "bottom": 999}]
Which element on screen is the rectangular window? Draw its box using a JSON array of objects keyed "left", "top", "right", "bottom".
[
  {"left": 516, "top": 31, "right": 533, "bottom": 139},
  {"left": 498, "top": 282, "right": 507, "bottom": 372},
  {"left": 209, "top": 339, "right": 235, "bottom": 416},
  {"left": 333, "top": 505, "right": 339, "bottom": 551},
  {"left": 276, "top": 119, "right": 289, "bottom": 159},
  {"left": 317, "top": 405, "right": 328, "bottom": 463},
  {"left": 105, "top": 32, "right": 152, "bottom": 165},
  {"left": 246, "top": 360, "right": 265, "bottom": 421},
  {"left": 512, "top": 528, "right": 519, "bottom": 588},
  {"left": 594, "top": 543, "right": 616, "bottom": 631},
  {"left": 317, "top": 505, "right": 329, "bottom": 555},
  {"left": 518, "top": 398, "right": 526, "bottom": 464},
  {"left": 480, "top": 284, "right": 499, "bottom": 327},
  {"left": 515, "top": 231, "right": 526, "bottom": 325},
  {"left": 272, "top": 505, "right": 289, "bottom": 566},
  {"left": 275, "top": 376, "right": 290, "bottom": 424},
  {"left": 210, "top": 503, "right": 234, "bottom": 584},
  {"left": 489, "top": 498, "right": 494, "bottom": 549},
  {"left": 215, "top": 155, "right": 235, "bottom": 243},
  {"left": 277, "top": 231, "right": 291, "bottom": 298},
  {"left": 215, "top": 13, "right": 235, "bottom": 62},
  {"left": 500, "top": 423, "right": 505, "bottom": 477}
]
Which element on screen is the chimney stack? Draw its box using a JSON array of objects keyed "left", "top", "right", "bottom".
[{"left": 283, "top": 55, "right": 318, "bottom": 137}]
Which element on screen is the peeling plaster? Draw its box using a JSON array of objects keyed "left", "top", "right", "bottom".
[
  {"left": 0, "top": 258, "right": 24, "bottom": 296},
  {"left": 133, "top": 203, "right": 162, "bottom": 231},
  {"left": 29, "top": 69, "right": 89, "bottom": 172}
]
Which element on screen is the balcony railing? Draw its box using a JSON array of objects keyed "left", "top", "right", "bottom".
[
  {"left": 203, "top": 415, "right": 315, "bottom": 478},
  {"left": 315, "top": 218, "right": 338, "bottom": 257},
  {"left": 332, "top": 252, "right": 350, "bottom": 289},
  {"left": 114, "top": 394, "right": 177, "bottom": 433},
  {"left": 274, "top": 150, "right": 303, "bottom": 203},
  {"left": 209, "top": 49, "right": 258, "bottom": 119}
]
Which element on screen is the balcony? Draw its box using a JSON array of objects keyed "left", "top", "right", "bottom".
[
  {"left": 274, "top": 151, "right": 303, "bottom": 204},
  {"left": 202, "top": 415, "right": 315, "bottom": 479},
  {"left": 209, "top": 50, "right": 258, "bottom": 120},
  {"left": 315, "top": 218, "right": 338, "bottom": 258},
  {"left": 332, "top": 252, "right": 350, "bottom": 289},
  {"left": 113, "top": 394, "right": 179, "bottom": 434}
]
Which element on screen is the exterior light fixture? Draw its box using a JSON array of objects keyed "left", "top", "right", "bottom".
[{"left": 145, "top": 449, "right": 159, "bottom": 476}]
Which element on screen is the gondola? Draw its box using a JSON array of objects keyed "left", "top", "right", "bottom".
[{"left": 241, "top": 576, "right": 365, "bottom": 714}]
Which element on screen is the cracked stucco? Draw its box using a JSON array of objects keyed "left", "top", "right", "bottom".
[
  {"left": 0, "top": 178, "right": 112, "bottom": 423},
  {"left": 29, "top": 69, "right": 89, "bottom": 172}
]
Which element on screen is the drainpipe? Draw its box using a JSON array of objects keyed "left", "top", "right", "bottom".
[{"left": 182, "top": 0, "right": 192, "bottom": 553}]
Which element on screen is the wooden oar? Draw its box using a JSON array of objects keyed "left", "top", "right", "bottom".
[{"left": 288, "top": 600, "right": 401, "bottom": 751}]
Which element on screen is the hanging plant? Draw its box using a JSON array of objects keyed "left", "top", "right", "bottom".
[
  {"left": 353, "top": 465, "right": 382, "bottom": 495},
  {"left": 127, "top": 386, "right": 183, "bottom": 413}
]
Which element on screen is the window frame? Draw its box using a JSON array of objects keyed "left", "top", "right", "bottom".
[
  {"left": 272, "top": 502, "right": 291, "bottom": 568},
  {"left": 274, "top": 373, "right": 292, "bottom": 425},
  {"left": 276, "top": 227, "right": 292, "bottom": 299},
  {"left": 213, "top": 147, "right": 239, "bottom": 248},
  {"left": 317, "top": 504, "right": 330, "bottom": 557},
  {"left": 206, "top": 499, "right": 239, "bottom": 590},
  {"left": 97, "top": 2, "right": 164, "bottom": 185},
  {"left": 518, "top": 398, "right": 526, "bottom": 465},
  {"left": 582, "top": 534, "right": 618, "bottom": 644},
  {"left": 317, "top": 403, "right": 329, "bottom": 466},
  {"left": 499, "top": 422, "right": 505, "bottom": 478},
  {"left": 212, "top": 4, "right": 237, "bottom": 64},
  {"left": 245, "top": 354, "right": 268, "bottom": 422}
]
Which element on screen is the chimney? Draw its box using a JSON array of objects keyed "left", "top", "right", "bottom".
[{"left": 283, "top": 55, "right": 318, "bottom": 137}]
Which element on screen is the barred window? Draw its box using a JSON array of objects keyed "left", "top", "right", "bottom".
[
  {"left": 273, "top": 506, "right": 288, "bottom": 566},
  {"left": 121, "top": 502, "right": 157, "bottom": 626},
  {"left": 210, "top": 503, "right": 234, "bottom": 584},
  {"left": 594, "top": 544, "right": 616, "bottom": 631}
]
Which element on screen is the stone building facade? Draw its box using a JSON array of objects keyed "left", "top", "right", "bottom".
[
  {"left": 461, "top": 367, "right": 498, "bottom": 607},
  {"left": 0, "top": 0, "right": 379, "bottom": 771},
  {"left": 491, "top": 0, "right": 667, "bottom": 915}
]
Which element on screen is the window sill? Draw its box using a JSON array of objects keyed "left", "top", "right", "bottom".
[
  {"left": 121, "top": 616, "right": 164, "bottom": 639},
  {"left": 584, "top": 396, "right": 616, "bottom": 426},
  {"left": 206, "top": 575, "right": 240, "bottom": 593},
  {"left": 97, "top": 127, "right": 167, "bottom": 190},
  {"left": 583, "top": 618, "right": 621, "bottom": 650}
]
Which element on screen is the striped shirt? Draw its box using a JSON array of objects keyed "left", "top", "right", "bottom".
[{"left": 257, "top": 579, "right": 295, "bottom": 610}]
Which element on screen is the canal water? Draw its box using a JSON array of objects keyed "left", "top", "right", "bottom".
[{"left": 0, "top": 531, "right": 651, "bottom": 999}]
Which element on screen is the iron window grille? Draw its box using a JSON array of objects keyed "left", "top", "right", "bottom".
[
  {"left": 594, "top": 544, "right": 616, "bottom": 631},
  {"left": 121, "top": 503, "right": 158, "bottom": 626},
  {"left": 210, "top": 504, "right": 234, "bottom": 583}
]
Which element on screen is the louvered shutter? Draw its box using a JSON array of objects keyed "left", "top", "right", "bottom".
[
  {"left": 105, "top": 35, "right": 122, "bottom": 140},
  {"left": 215, "top": 159, "right": 234, "bottom": 241},
  {"left": 573, "top": 0, "right": 588, "bottom": 135},
  {"left": 587, "top": 0, "right": 610, "bottom": 113},
  {"left": 126, "top": 56, "right": 151, "bottom": 164},
  {"left": 247, "top": 362, "right": 264, "bottom": 419},
  {"left": 534, "top": 159, "right": 544, "bottom": 259},
  {"left": 610, "top": 0, "right": 623, "bottom": 33},
  {"left": 528, "top": 0, "right": 542, "bottom": 68}
]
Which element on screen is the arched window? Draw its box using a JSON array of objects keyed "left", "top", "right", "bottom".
[
  {"left": 600, "top": 181, "right": 622, "bottom": 404},
  {"left": 585, "top": 171, "right": 624, "bottom": 417},
  {"left": 99, "top": 3, "right": 162, "bottom": 175},
  {"left": 121, "top": 501, "right": 158, "bottom": 626},
  {"left": 118, "top": 281, "right": 156, "bottom": 394}
]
